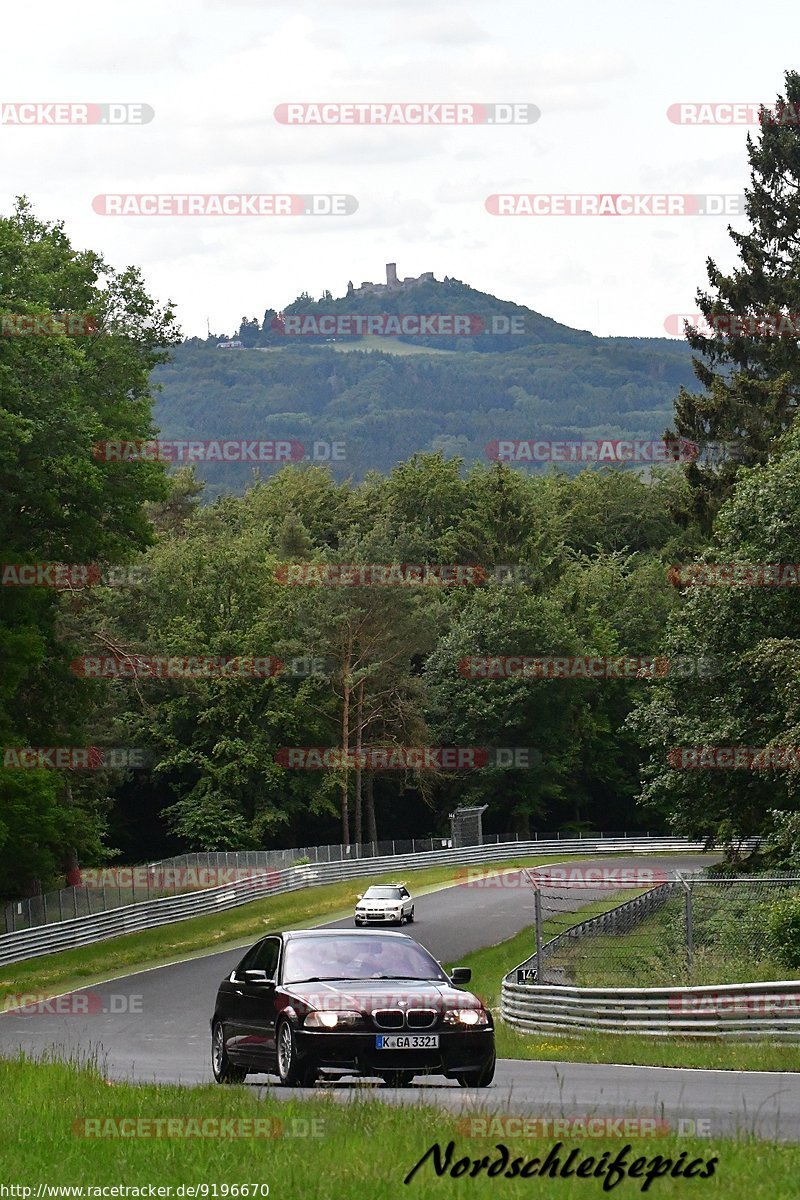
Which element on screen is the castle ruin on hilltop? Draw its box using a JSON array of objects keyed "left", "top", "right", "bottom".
[{"left": 346, "top": 263, "right": 435, "bottom": 297}]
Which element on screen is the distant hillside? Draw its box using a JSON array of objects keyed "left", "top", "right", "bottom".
[{"left": 152, "top": 275, "right": 695, "bottom": 497}]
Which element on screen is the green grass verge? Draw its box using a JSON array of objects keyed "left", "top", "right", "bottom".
[
  {"left": 2, "top": 857, "right": 578, "bottom": 1000},
  {"left": 459, "top": 912, "right": 800, "bottom": 1071},
  {"left": 2, "top": 1057, "right": 793, "bottom": 1198},
  {"left": 565, "top": 896, "right": 800, "bottom": 988}
]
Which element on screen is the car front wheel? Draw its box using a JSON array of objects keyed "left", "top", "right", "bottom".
[
  {"left": 276, "top": 1018, "right": 317, "bottom": 1087},
  {"left": 455, "top": 1052, "right": 495, "bottom": 1088},
  {"left": 211, "top": 1021, "right": 247, "bottom": 1084}
]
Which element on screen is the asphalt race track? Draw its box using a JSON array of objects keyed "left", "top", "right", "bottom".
[{"left": 3, "top": 854, "right": 800, "bottom": 1140}]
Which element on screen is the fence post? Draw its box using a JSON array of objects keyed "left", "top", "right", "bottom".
[
  {"left": 534, "top": 886, "right": 544, "bottom": 982},
  {"left": 677, "top": 873, "right": 693, "bottom": 982},
  {"left": 685, "top": 883, "right": 693, "bottom": 982}
]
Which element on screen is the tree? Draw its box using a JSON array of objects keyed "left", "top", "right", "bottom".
[
  {"left": 669, "top": 70, "right": 800, "bottom": 528},
  {"left": 0, "top": 198, "right": 179, "bottom": 894},
  {"left": 630, "top": 418, "right": 800, "bottom": 841}
]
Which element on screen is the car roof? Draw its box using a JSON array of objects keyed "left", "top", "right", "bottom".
[{"left": 281, "top": 928, "right": 412, "bottom": 940}]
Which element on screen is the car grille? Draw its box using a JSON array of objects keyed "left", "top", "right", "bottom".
[
  {"left": 406, "top": 1009, "right": 437, "bottom": 1030},
  {"left": 372, "top": 1008, "right": 438, "bottom": 1030},
  {"left": 373, "top": 1009, "right": 404, "bottom": 1029}
]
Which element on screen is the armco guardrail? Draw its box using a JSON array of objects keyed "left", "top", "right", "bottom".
[
  {"left": 0, "top": 836, "right": 713, "bottom": 967},
  {"left": 4, "top": 830, "right": 659, "bottom": 933},
  {"left": 500, "top": 978, "right": 800, "bottom": 1040}
]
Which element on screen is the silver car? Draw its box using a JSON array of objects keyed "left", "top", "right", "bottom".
[{"left": 354, "top": 882, "right": 415, "bottom": 926}]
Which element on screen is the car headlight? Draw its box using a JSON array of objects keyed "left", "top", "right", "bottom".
[
  {"left": 443, "top": 1008, "right": 489, "bottom": 1027},
  {"left": 304, "top": 1010, "right": 362, "bottom": 1029}
]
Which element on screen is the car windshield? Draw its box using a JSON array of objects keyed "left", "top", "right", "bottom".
[
  {"left": 363, "top": 887, "right": 401, "bottom": 899},
  {"left": 282, "top": 935, "right": 447, "bottom": 984}
]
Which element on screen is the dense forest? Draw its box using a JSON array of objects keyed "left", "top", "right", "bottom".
[
  {"left": 154, "top": 321, "right": 697, "bottom": 495},
  {"left": 3, "top": 70, "right": 800, "bottom": 896}
]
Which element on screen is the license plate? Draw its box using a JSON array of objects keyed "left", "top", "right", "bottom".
[{"left": 376, "top": 1034, "right": 439, "bottom": 1050}]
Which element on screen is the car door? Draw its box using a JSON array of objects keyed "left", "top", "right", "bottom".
[
  {"left": 235, "top": 936, "right": 282, "bottom": 1066},
  {"left": 223, "top": 941, "right": 264, "bottom": 1057}
]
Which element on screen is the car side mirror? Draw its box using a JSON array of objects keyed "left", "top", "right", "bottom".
[
  {"left": 450, "top": 967, "right": 471, "bottom": 984},
  {"left": 243, "top": 970, "right": 276, "bottom": 987},
  {"left": 357, "top": 894, "right": 363, "bottom": 900}
]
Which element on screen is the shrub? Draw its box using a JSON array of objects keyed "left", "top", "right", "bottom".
[{"left": 766, "top": 895, "right": 800, "bottom": 968}]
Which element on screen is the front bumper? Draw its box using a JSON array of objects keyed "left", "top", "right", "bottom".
[
  {"left": 294, "top": 1027, "right": 495, "bottom": 1077},
  {"left": 354, "top": 911, "right": 401, "bottom": 923}
]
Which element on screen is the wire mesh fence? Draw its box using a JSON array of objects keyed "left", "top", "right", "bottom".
[
  {"left": 0, "top": 832, "right": 526, "bottom": 933},
  {"left": 2, "top": 829, "right": 655, "bottom": 934},
  {"left": 522, "top": 872, "right": 800, "bottom": 988}
]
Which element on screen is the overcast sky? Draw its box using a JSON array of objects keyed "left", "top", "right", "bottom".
[{"left": 1, "top": 0, "right": 796, "bottom": 339}]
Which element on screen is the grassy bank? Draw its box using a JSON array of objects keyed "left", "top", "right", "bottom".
[
  {"left": 1, "top": 1057, "right": 792, "bottom": 1198},
  {"left": 564, "top": 895, "right": 800, "bottom": 988}
]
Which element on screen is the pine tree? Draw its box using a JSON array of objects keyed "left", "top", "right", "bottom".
[{"left": 669, "top": 70, "right": 800, "bottom": 528}]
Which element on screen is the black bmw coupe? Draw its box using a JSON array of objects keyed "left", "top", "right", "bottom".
[{"left": 210, "top": 928, "right": 495, "bottom": 1088}]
